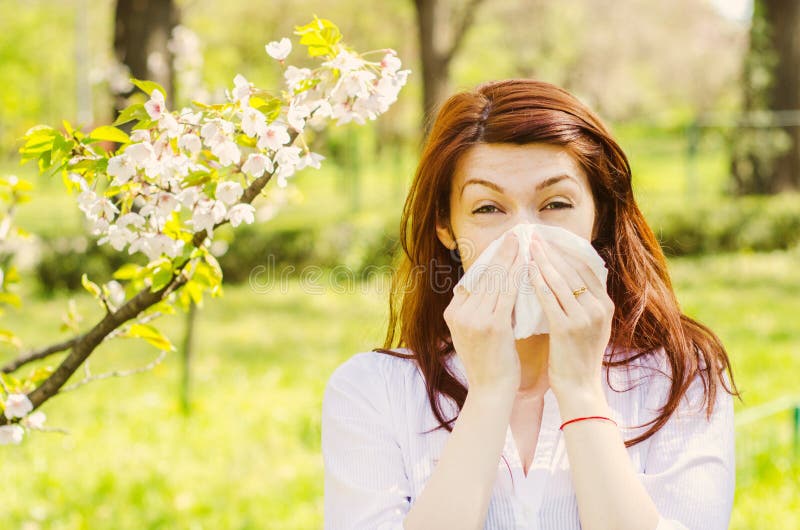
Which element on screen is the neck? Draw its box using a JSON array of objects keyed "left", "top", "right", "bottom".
[{"left": 515, "top": 334, "right": 550, "bottom": 398}]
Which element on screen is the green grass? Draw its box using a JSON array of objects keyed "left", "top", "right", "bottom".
[{"left": 0, "top": 249, "right": 797, "bottom": 528}]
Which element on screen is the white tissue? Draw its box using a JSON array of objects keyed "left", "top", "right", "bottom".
[{"left": 454, "top": 223, "right": 608, "bottom": 338}]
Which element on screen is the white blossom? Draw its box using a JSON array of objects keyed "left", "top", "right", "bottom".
[
  {"left": 322, "top": 49, "right": 365, "bottom": 74},
  {"left": 126, "top": 142, "right": 156, "bottom": 167},
  {"left": 98, "top": 224, "right": 135, "bottom": 251},
  {"left": 380, "top": 52, "right": 402, "bottom": 74},
  {"left": 242, "top": 153, "right": 273, "bottom": 178},
  {"left": 144, "top": 89, "right": 167, "bottom": 120},
  {"left": 178, "top": 133, "right": 202, "bottom": 155},
  {"left": 200, "top": 119, "right": 234, "bottom": 149},
  {"left": 265, "top": 38, "right": 292, "bottom": 61},
  {"left": 108, "top": 155, "right": 136, "bottom": 185},
  {"left": 339, "top": 70, "right": 376, "bottom": 99},
  {"left": 215, "top": 181, "right": 243, "bottom": 205},
  {"left": 191, "top": 198, "right": 227, "bottom": 236},
  {"left": 106, "top": 280, "right": 126, "bottom": 307},
  {"left": 232, "top": 74, "right": 252, "bottom": 106},
  {"left": 241, "top": 106, "right": 267, "bottom": 138},
  {"left": 179, "top": 107, "right": 202, "bottom": 125},
  {"left": 149, "top": 233, "right": 184, "bottom": 259},
  {"left": 284, "top": 65, "right": 312, "bottom": 92},
  {"left": 117, "top": 212, "right": 145, "bottom": 228},
  {"left": 3, "top": 393, "right": 33, "bottom": 419},
  {"left": 22, "top": 410, "right": 47, "bottom": 430},
  {"left": 89, "top": 217, "right": 110, "bottom": 236},
  {"left": 0, "top": 425, "right": 24, "bottom": 445},
  {"left": 275, "top": 145, "right": 301, "bottom": 170},
  {"left": 297, "top": 151, "right": 325, "bottom": 170},
  {"left": 257, "top": 124, "right": 290, "bottom": 152},
  {"left": 212, "top": 140, "right": 241, "bottom": 166},
  {"left": 227, "top": 203, "right": 255, "bottom": 227},
  {"left": 86, "top": 197, "right": 119, "bottom": 221},
  {"left": 158, "top": 111, "right": 182, "bottom": 138},
  {"left": 176, "top": 186, "right": 201, "bottom": 209},
  {"left": 130, "top": 129, "right": 151, "bottom": 143},
  {"left": 287, "top": 103, "right": 310, "bottom": 132}
]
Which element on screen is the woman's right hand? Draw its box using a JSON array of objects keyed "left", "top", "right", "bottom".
[{"left": 443, "top": 231, "right": 526, "bottom": 396}]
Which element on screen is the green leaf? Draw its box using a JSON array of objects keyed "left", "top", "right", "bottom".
[
  {"left": 181, "top": 170, "right": 212, "bottom": 188},
  {"left": 81, "top": 274, "right": 105, "bottom": 310},
  {"left": 0, "top": 329, "right": 23, "bottom": 349},
  {"left": 292, "top": 77, "right": 321, "bottom": 95},
  {"left": 27, "top": 365, "right": 55, "bottom": 384},
  {"left": 255, "top": 96, "right": 283, "bottom": 122},
  {"left": 130, "top": 78, "right": 167, "bottom": 99},
  {"left": 126, "top": 323, "right": 175, "bottom": 351},
  {"left": 0, "top": 292, "right": 22, "bottom": 308},
  {"left": 19, "top": 125, "right": 59, "bottom": 163},
  {"left": 112, "top": 103, "right": 148, "bottom": 126},
  {"left": 87, "top": 125, "right": 130, "bottom": 144},
  {"left": 149, "top": 260, "right": 174, "bottom": 292},
  {"left": 113, "top": 264, "right": 142, "bottom": 280},
  {"left": 294, "top": 16, "right": 342, "bottom": 57}
]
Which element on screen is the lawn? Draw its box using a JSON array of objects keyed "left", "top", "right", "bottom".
[{"left": 0, "top": 247, "right": 797, "bottom": 529}]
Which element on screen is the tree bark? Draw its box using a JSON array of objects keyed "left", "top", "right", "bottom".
[
  {"left": 113, "top": 0, "right": 179, "bottom": 115},
  {"left": 413, "top": 0, "right": 486, "bottom": 137},
  {"left": 764, "top": 0, "right": 800, "bottom": 191},
  {"left": 730, "top": 0, "right": 800, "bottom": 194}
]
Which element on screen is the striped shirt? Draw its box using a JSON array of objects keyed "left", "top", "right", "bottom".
[{"left": 322, "top": 346, "right": 735, "bottom": 529}]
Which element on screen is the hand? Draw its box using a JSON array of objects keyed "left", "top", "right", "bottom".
[
  {"left": 526, "top": 231, "right": 614, "bottom": 396},
  {"left": 443, "top": 231, "right": 526, "bottom": 395}
]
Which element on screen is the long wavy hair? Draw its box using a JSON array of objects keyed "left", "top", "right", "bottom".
[{"left": 373, "top": 79, "right": 740, "bottom": 449}]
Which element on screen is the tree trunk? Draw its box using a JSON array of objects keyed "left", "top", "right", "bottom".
[
  {"left": 730, "top": 0, "right": 800, "bottom": 194},
  {"left": 414, "top": 0, "right": 449, "bottom": 130},
  {"left": 113, "top": 0, "right": 179, "bottom": 116},
  {"left": 764, "top": 0, "right": 800, "bottom": 191},
  {"left": 412, "top": 0, "right": 485, "bottom": 138}
]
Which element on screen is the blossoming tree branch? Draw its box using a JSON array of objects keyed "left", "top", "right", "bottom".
[{"left": 0, "top": 17, "right": 409, "bottom": 445}]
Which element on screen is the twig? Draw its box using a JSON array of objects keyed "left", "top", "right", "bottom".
[
  {"left": 59, "top": 349, "right": 167, "bottom": 393},
  {"left": 1, "top": 337, "right": 81, "bottom": 374}
]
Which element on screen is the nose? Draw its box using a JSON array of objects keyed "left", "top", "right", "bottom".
[{"left": 509, "top": 211, "right": 544, "bottom": 228}]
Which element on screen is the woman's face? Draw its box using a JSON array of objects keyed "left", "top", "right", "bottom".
[{"left": 436, "top": 142, "right": 597, "bottom": 272}]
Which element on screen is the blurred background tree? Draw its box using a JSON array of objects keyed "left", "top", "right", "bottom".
[
  {"left": 730, "top": 0, "right": 800, "bottom": 193},
  {"left": 112, "top": 0, "right": 180, "bottom": 115}
]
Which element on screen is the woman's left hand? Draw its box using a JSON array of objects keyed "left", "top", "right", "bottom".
[{"left": 526, "top": 231, "right": 614, "bottom": 396}]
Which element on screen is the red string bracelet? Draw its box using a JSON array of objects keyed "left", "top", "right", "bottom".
[{"left": 559, "top": 415, "right": 617, "bottom": 431}]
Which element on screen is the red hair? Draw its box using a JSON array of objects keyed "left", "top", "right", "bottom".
[{"left": 374, "top": 79, "right": 740, "bottom": 448}]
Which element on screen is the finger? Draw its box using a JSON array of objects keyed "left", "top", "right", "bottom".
[
  {"left": 529, "top": 235, "right": 582, "bottom": 317},
  {"left": 493, "top": 246, "right": 525, "bottom": 317},
  {"left": 551, "top": 245, "right": 606, "bottom": 299},
  {"left": 534, "top": 235, "right": 586, "bottom": 296},
  {"left": 552, "top": 248, "right": 615, "bottom": 315},
  {"left": 527, "top": 258, "right": 569, "bottom": 326},
  {"left": 548, "top": 239, "right": 606, "bottom": 293},
  {"left": 451, "top": 282, "right": 470, "bottom": 304},
  {"left": 464, "top": 232, "right": 518, "bottom": 312}
]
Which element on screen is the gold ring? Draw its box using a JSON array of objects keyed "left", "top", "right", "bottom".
[{"left": 572, "top": 286, "right": 588, "bottom": 297}]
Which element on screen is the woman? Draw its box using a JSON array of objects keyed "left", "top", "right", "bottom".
[{"left": 322, "top": 79, "right": 740, "bottom": 529}]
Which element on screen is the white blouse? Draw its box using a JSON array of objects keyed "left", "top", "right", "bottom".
[{"left": 321, "top": 346, "right": 735, "bottom": 529}]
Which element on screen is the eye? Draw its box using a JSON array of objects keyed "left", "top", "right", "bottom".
[
  {"left": 472, "top": 204, "right": 501, "bottom": 214},
  {"left": 543, "top": 200, "right": 573, "bottom": 210}
]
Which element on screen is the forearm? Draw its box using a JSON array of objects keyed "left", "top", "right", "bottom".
[
  {"left": 403, "top": 387, "right": 515, "bottom": 530},
  {"left": 555, "top": 383, "right": 660, "bottom": 530}
]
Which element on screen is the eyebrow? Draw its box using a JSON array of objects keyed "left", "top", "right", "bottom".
[{"left": 459, "top": 174, "right": 578, "bottom": 198}]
